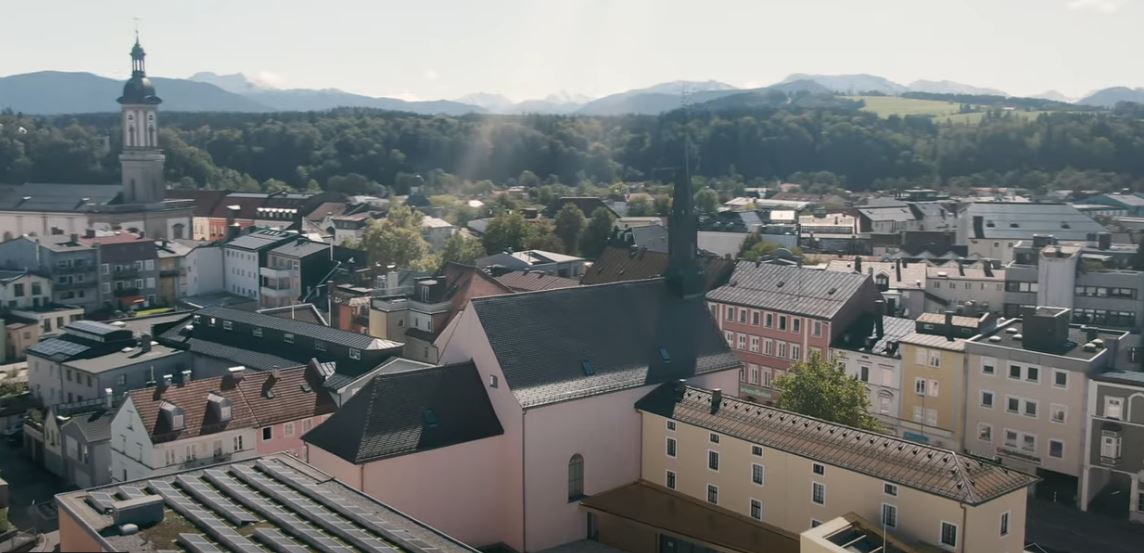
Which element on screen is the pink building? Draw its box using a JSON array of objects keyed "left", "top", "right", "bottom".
[{"left": 707, "top": 262, "right": 881, "bottom": 402}]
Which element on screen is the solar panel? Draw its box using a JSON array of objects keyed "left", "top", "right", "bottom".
[
  {"left": 175, "top": 475, "right": 258, "bottom": 525},
  {"left": 177, "top": 534, "right": 223, "bottom": 553},
  {"left": 252, "top": 528, "right": 312, "bottom": 553},
  {"left": 116, "top": 485, "right": 146, "bottom": 500},
  {"left": 29, "top": 339, "right": 90, "bottom": 357},
  {"left": 85, "top": 492, "right": 115, "bottom": 513}
]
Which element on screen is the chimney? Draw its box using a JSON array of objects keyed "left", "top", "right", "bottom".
[
  {"left": 710, "top": 388, "right": 723, "bottom": 414},
  {"left": 69, "top": 233, "right": 78, "bottom": 245},
  {"left": 673, "top": 379, "right": 687, "bottom": 401},
  {"left": 228, "top": 223, "right": 242, "bottom": 241},
  {"left": 84, "top": 229, "right": 96, "bottom": 239},
  {"left": 944, "top": 310, "right": 955, "bottom": 341},
  {"left": 180, "top": 369, "right": 192, "bottom": 386},
  {"left": 957, "top": 262, "right": 964, "bottom": 276},
  {"left": 227, "top": 366, "right": 245, "bottom": 381},
  {"left": 895, "top": 258, "right": 902, "bottom": 282},
  {"left": 270, "top": 365, "right": 281, "bottom": 381},
  {"left": 854, "top": 256, "right": 863, "bottom": 274},
  {"left": 1085, "top": 326, "right": 1099, "bottom": 342},
  {"left": 104, "top": 387, "right": 113, "bottom": 409},
  {"left": 140, "top": 334, "right": 152, "bottom": 352},
  {"left": 161, "top": 374, "right": 173, "bottom": 388},
  {"left": 1098, "top": 232, "right": 1112, "bottom": 251}
]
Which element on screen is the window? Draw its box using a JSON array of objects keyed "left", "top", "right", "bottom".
[
  {"left": 884, "top": 483, "right": 898, "bottom": 496},
  {"left": 709, "top": 432, "right": 720, "bottom": 444},
  {"left": 725, "top": 306, "right": 734, "bottom": 321},
  {"left": 284, "top": 422, "right": 295, "bottom": 436},
  {"left": 778, "top": 315, "right": 788, "bottom": 331},
  {"left": 737, "top": 333, "right": 747, "bottom": 350},
  {"left": 262, "top": 427, "right": 272, "bottom": 441},
  {"left": 978, "top": 423, "right": 993, "bottom": 442},
  {"left": 750, "top": 498, "right": 763, "bottom": 520},
  {"left": 749, "top": 336, "right": 759, "bottom": 353},
  {"left": 222, "top": 320, "right": 233, "bottom": 331},
  {"left": 283, "top": 333, "right": 295, "bottom": 344},
  {"left": 707, "top": 484, "right": 719, "bottom": 505},
  {"left": 1004, "top": 429, "right": 1018, "bottom": 448},
  {"left": 751, "top": 311, "right": 760, "bottom": 325},
  {"left": 666, "top": 470, "right": 676, "bottom": 490},
  {"left": 1053, "top": 370, "right": 1068, "bottom": 389},
  {"left": 882, "top": 504, "right": 898, "bottom": 529},
  {"left": 1105, "top": 396, "right": 1124, "bottom": 420},
  {"left": 1050, "top": 404, "right": 1067, "bottom": 424},
  {"left": 981, "top": 390, "right": 994, "bottom": 408},
  {"left": 666, "top": 437, "right": 677, "bottom": 457},
  {"left": 349, "top": 348, "right": 361, "bottom": 360},
  {"left": 567, "top": 454, "right": 584, "bottom": 501},
  {"left": 748, "top": 364, "right": 759, "bottom": 385},
  {"left": 790, "top": 344, "right": 801, "bottom": 361},
  {"left": 489, "top": 374, "right": 498, "bottom": 388},
  {"left": 667, "top": 420, "right": 676, "bottom": 431},
  {"left": 777, "top": 342, "right": 788, "bottom": 358},
  {"left": 751, "top": 463, "right": 764, "bottom": 485},
  {"left": 812, "top": 463, "right": 825, "bottom": 475},
  {"left": 1022, "top": 433, "right": 1036, "bottom": 452},
  {"left": 940, "top": 522, "right": 958, "bottom": 548},
  {"left": 1049, "top": 439, "right": 1065, "bottom": 459},
  {"left": 724, "top": 331, "right": 734, "bottom": 346},
  {"left": 764, "top": 313, "right": 774, "bottom": 328},
  {"left": 764, "top": 339, "right": 774, "bottom": 356},
  {"left": 859, "top": 366, "right": 869, "bottom": 382},
  {"left": 811, "top": 482, "right": 825, "bottom": 505},
  {"left": 928, "top": 379, "right": 940, "bottom": 397},
  {"left": 1007, "top": 396, "right": 1020, "bottom": 413},
  {"left": 812, "top": 320, "right": 823, "bottom": 336},
  {"left": 914, "top": 378, "right": 927, "bottom": 395},
  {"left": 1009, "top": 365, "right": 1021, "bottom": 380},
  {"left": 1000, "top": 511, "right": 1010, "bottom": 536},
  {"left": 1026, "top": 366, "right": 1039, "bottom": 383},
  {"left": 1101, "top": 431, "right": 1121, "bottom": 460},
  {"left": 793, "top": 318, "right": 801, "bottom": 333},
  {"left": 302, "top": 419, "right": 311, "bottom": 432},
  {"left": 1024, "top": 399, "right": 1038, "bottom": 418},
  {"left": 811, "top": 519, "right": 822, "bottom": 528},
  {"left": 738, "top": 308, "right": 747, "bottom": 323},
  {"left": 708, "top": 450, "right": 720, "bottom": 471}
]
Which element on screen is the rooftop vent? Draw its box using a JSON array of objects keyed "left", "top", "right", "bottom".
[
  {"left": 988, "top": 336, "right": 1003, "bottom": 342},
  {"left": 1012, "top": 334, "right": 1023, "bottom": 341},
  {"left": 1092, "top": 338, "right": 1105, "bottom": 349},
  {"left": 1083, "top": 342, "right": 1098, "bottom": 352},
  {"left": 1005, "top": 327, "right": 1019, "bottom": 334},
  {"left": 937, "top": 271, "right": 948, "bottom": 278},
  {"left": 776, "top": 281, "right": 785, "bottom": 288},
  {"left": 827, "top": 287, "right": 837, "bottom": 295}
]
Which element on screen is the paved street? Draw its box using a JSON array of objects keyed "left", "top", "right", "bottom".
[
  {"left": 1027, "top": 497, "right": 1144, "bottom": 553},
  {"left": 0, "top": 441, "right": 64, "bottom": 532}
]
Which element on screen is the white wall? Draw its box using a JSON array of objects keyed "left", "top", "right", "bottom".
[
  {"left": 0, "top": 212, "right": 89, "bottom": 241},
  {"left": 185, "top": 246, "right": 224, "bottom": 297},
  {"left": 223, "top": 247, "right": 260, "bottom": 299}
]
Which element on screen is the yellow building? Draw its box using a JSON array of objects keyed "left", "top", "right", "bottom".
[
  {"left": 582, "top": 382, "right": 1037, "bottom": 553},
  {"left": 897, "top": 332, "right": 969, "bottom": 450}
]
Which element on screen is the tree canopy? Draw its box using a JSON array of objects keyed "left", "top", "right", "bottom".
[
  {"left": 774, "top": 352, "right": 880, "bottom": 432},
  {"left": 358, "top": 204, "right": 437, "bottom": 271}
]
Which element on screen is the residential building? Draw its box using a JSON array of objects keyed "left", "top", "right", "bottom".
[
  {"left": 182, "top": 243, "right": 223, "bottom": 297},
  {"left": 707, "top": 262, "right": 882, "bottom": 402},
  {"left": 831, "top": 315, "right": 916, "bottom": 436},
  {"left": 0, "top": 270, "right": 53, "bottom": 310},
  {"left": 475, "top": 249, "right": 586, "bottom": 278},
  {"left": 27, "top": 320, "right": 142, "bottom": 407},
  {"left": 598, "top": 382, "right": 1037, "bottom": 553},
  {"left": 154, "top": 239, "right": 192, "bottom": 306},
  {"left": 331, "top": 210, "right": 384, "bottom": 244},
  {"left": 897, "top": 325, "right": 971, "bottom": 449},
  {"left": 1082, "top": 370, "right": 1144, "bottom": 521},
  {"left": 260, "top": 237, "right": 362, "bottom": 308},
  {"left": 956, "top": 202, "right": 1107, "bottom": 261},
  {"left": 1004, "top": 235, "right": 1144, "bottom": 329},
  {"left": 420, "top": 216, "right": 456, "bottom": 248},
  {"left": 823, "top": 258, "right": 927, "bottom": 317},
  {"left": 56, "top": 453, "right": 479, "bottom": 553},
  {"left": 0, "top": 235, "right": 100, "bottom": 312},
  {"left": 110, "top": 364, "right": 335, "bottom": 482},
  {"left": 3, "top": 304, "right": 85, "bottom": 361},
  {"left": 924, "top": 262, "right": 1005, "bottom": 315},
  {"left": 855, "top": 203, "right": 921, "bottom": 235},
  {"left": 84, "top": 231, "right": 160, "bottom": 310},
  {"left": 222, "top": 228, "right": 298, "bottom": 300},
  {"left": 966, "top": 307, "right": 1129, "bottom": 504},
  {"left": 56, "top": 403, "right": 115, "bottom": 488},
  {"left": 164, "top": 189, "right": 227, "bottom": 240},
  {"left": 542, "top": 196, "right": 619, "bottom": 219}
]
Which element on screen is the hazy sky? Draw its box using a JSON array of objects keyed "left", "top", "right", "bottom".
[{"left": 2, "top": 0, "right": 1140, "bottom": 101}]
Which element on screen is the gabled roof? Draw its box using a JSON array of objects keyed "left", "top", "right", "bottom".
[
  {"left": 195, "top": 306, "right": 394, "bottom": 350},
  {"left": 166, "top": 190, "right": 228, "bottom": 217},
  {"left": 823, "top": 260, "right": 927, "bottom": 290},
  {"left": 580, "top": 245, "right": 734, "bottom": 290},
  {"left": 61, "top": 409, "right": 114, "bottom": 442},
  {"left": 470, "top": 279, "right": 741, "bottom": 409},
  {"left": 637, "top": 383, "right": 1038, "bottom": 505},
  {"left": 126, "top": 365, "right": 335, "bottom": 443},
  {"left": 961, "top": 202, "right": 1106, "bottom": 240},
  {"left": 494, "top": 270, "right": 580, "bottom": 292},
  {"left": 707, "top": 261, "right": 876, "bottom": 319},
  {"left": 630, "top": 224, "right": 669, "bottom": 253},
  {"left": 303, "top": 362, "right": 502, "bottom": 463},
  {"left": 0, "top": 183, "right": 122, "bottom": 212}
]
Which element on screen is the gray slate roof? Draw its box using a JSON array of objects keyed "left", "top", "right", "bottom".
[
  {"left": 637, "top": 383, "right": 1039, "bottom": 505},
  {"left": 0, "top": 183, "right": 121, "bottom": 212},
  {"left": 303, "top": 362, "right": 502, "bottom": 463},
  {"left": 630, "top": 224, "right": 669, "bottom": 253},
  {"left": 707, "top": 261, "right": 874, "bottom": 319},
  {"left": 858, "top": 205, "right": 917, "bottom": 222},
  {"left": 470, "top": 279, "right": 741, "bottom": 409},
  {"left": 196, "top": 306, "right": 397, "bottom": 350},
  {"left": 961, "top": 202, "right": 1106, "bottom": 240},
  {"left": 270, "top": 238, "right": 331, "bottom": 258},
  {"left": 224, "top": 229, "right": 297, "bottom": 251},
  {"left": 62, "top": 409, "right": 113, "bottom": 442}
]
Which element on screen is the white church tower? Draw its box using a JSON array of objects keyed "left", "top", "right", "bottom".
[{"left": 117, "top": 35, "right": 166, "bottom": 204}]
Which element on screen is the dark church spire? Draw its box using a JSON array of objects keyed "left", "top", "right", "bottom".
[
  {"left": 665, "top": 129, "right": 706, "bottom": 299},
  {"left": 118, "top": 34, "right": 161, "bottom": 105},
  {"left": 130, "top": 32, "right": 146, "bottom": 76}
]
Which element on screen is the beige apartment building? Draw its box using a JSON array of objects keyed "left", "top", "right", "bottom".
[
  {"left": 897, "top": 332, "right": 969, "bottom": 450},
  {"left": 965, "top": 306, "right": 1128, "bottom": 504},
  {"left": 581, "top": 382, "right": 1037, "bottom": 553}
]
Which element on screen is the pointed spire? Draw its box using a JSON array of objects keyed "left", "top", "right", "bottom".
[{"left": 665, "top": 131, "right": 705, "bottom": 299}]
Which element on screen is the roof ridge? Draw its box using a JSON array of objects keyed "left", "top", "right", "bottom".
[{"left": 471, "top": 277, "right": 664, "bottom": 303}]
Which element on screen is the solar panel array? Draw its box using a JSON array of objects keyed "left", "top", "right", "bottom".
[
  {"left": 174, "top": 476, "right": 258, "bottom": 526},
  {"left": 85, "top": 492, "right": 115, "bottom": 513},
  {"left": 116, "top": 485, "right": 146, "bottom": 500},
  {"left": 146, "top": 480, "right": 262, "bottom": 553},
  {"left": 252, "top": 528, "right": 312, "bottom": 553},
  {"left": 29, "top": 339, "right": 90, "bottom": 358},
  {"left": 177, "top": 534, "right": 224, "bottom": 553}
]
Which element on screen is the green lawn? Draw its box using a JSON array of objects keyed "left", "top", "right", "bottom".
[
  {"left": 846, "top": 95, "right": 963, "bottom": 117},
  {"left": 939, "top": 110, "right": 1048, "bottom": 125}
]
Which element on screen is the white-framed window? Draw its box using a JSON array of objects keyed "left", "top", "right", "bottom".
[
  {"left": 790, "top": 344, "right": 801, "bottom": 361},
  {"left": 1026, "top": 365, "right": 1040, "bottom": 383},
  {"left": 748, "top": 364, "right": 759, "bottom": 385},
  {"left": 750, "top": 498, "right": 763, "bottom": 520},
  {"left": 262, "top": 427, "right": 272, "bottom": 441},
  {"left": 738, "top": 308, "right": 747, "bottom": 324},
  {"left": 751, "top": 310, "right": 760, "bottom": 325},
  {"left": 1000, "top": 511, "right": 1010, "bottom": 536},
  {"left": 1008, "top": 364, "right": 1022, "bottom": 380},
  {"left": 667, "top": 420, "right": 676, "bottom": 431},
  {"left": 749, "top": 336, "right": 760, "bottom": 353},
  {"left": 283, "top": 333, "right": 295, "bottom": 344},
  {"left": 666, "top": 437, "right": 677, "bottom": 458},
  {"left": 710, "top": 432, "right": 720, "bottom": 444},
  {"left": 707, "top": 484, "right": 719, "bottom": 505},
  {"left": 1050, "top": 403, "right": 1067, "bottom": 424},
  {"left": 777, "top": 342, "right": 788, "bottom": 358},
  {"left": 349, "top": 349, "right": 361, "bottom": 360},
  {"left": 882, "top": 503, "right": 898, "bottom": 529},
  {"left": 1049, "top": 439, "right": 1065, "bottom": 459},
  {"left": 859, "top": 366, "right": 869, "bottom": 382},
  {"left": 666, "top": 470, "right": 676, "bottom": 490},
  {"left": 812, "top": 462, "right": 825, "bottom": 475},
  {"left": 978, "top": 423, "right": 993, "bottom": 442},
  {"left": 737, "top": 333, "right": 748, "bottom": 350},
  {"left": 314, "top": 340, "right": 327, "bottom": 352},
  {"left": 1024, "top": 399, "right": 1038, "bottom": 418},
  {"left": 981, "top": 390, "right": 994, "bottom": 408},
  {"left": 928, "top": 379, "right": 940, "bottom": 397},
  {"left": 1006, "top": 395, "right": 1020, "bottom": 414},
  {"left": 751, "top": 463, "right": 764, "bottom": 485},
  {"left": 765, "top": 313, "right": 774, "bottom": 328},
  {"left": 252, "top": 327, "right": 263, "bottom": 338},
  {"left": 724, "top": 330, "right": 734, "bottom": 346},
  {"left": 982, "top": 357, "right": 996, "bottom": 375},
  {"left": 1105, "top": 396, "right": 1124, "bottom": 420},
  {"left": 1053, "top": 370, "right": 1068, "bottom": 389},
  {"left": 793, "top": 318, "right": 802, "bottom": 333},
  {"left": 1101, "top": 431, "right": 1121, "bottom": 460},
  {"left": 284, "top": 422, "right": 295, "bottom": 436},
  {"left": 489, "top": 374, "right": 498, "bottom": 388},
  {"left": 708, "top": 450, "right": 720, "bottom": 471},
  {"left": 812, "top": 320, "right": 822, "bottom": 336},
  {"left": 764, "top": 339, "right": 774, "bottom": 356},
  {"left": 884, "top": 483, "right": 898, "bottom": 496},
  {"left": 914, "top": 378, "right": 927, "bottom": 395},
  {"left": 940, "top": 521, "right": 958, "bottom": 548},
  {"left": 752, "top": 445, "right": 763, "bottom": 457},
  {"left": 811, "top": 481, "right": 826, "bottom": 505}
]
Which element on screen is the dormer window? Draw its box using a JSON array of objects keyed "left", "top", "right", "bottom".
[
  {"left": 159, "top": 401, "right": 185, "bottom": 432},
  {"left": 207, "top": 393, "right": 233, "bottom": 424}
]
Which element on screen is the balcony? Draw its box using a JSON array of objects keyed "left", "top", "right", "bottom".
[
  {"left": 180, "top": 451, "right": 233, "bottom": 470},
  {"left": 259, "top": 266, "right": 293, "bottom": 280},
  {"left": 260, "top": 286, "right": 294, "bottom": 299},
  {"left": 54, "top": 264, "right": 92, "bottom": 275}
]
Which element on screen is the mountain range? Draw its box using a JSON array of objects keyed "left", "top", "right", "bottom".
[{"left": 0, "top": 69, "right": 1136, "bottom": 115}]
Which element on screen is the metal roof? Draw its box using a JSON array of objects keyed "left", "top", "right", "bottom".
[
  {"left": 195, "top": 307, "right": 400, "bottom": 351},
  {"left": 707, "top": 261, "right": 876, "bottom": 319},
  {"left": 0, "top": 183, "right": 121, "bottom": 212},
  {"left": 960, "top": 202, "right": 1106, "bottom": 240}
]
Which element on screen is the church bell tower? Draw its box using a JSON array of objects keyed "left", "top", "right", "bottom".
[{"left": 117, "top": 34, "right": 166, "bottom": 204}]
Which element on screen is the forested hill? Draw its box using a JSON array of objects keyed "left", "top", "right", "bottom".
[{"left": 3, "top": 100, "right": 1144, "bottom": 196}]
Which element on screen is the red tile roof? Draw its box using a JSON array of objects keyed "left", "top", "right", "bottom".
[{"left": 127, "top": 365, "right": 335, "bottom": 444}]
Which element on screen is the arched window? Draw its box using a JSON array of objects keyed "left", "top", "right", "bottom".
[
  {"left": 172, "top": 223, "right": 186, "bottom": 240},
  {"left": 568, "top": 454, "right": 584, "bottom": 501}
]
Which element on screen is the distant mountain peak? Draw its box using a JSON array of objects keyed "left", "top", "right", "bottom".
[
  {"left": 907, "top": 79, "right": 1007, "bottom": 97},
  {"left": 1030, "top": 90, "right": 1076, "bottom": 103},
  {"left": 633, "top": 80, "right": 738, "bottom": 95},
  {"left": 188, "top": 72, "right": 269, "bottom": 94},
  {"left": 543, "top": 90, "right": 593, "bottom": 104},
  {"left": 780, "top": 73, "right": 906, "bottom": 94},
  {"left": 455, "top": 92, "right": 515, "bottom": 111}
]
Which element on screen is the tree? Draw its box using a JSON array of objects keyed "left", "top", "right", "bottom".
[
  {"left": 518, "top": 169, "right": 541, "bottom": 188},
  {"left": 526, "top": 219, "right": 566, "bottom": 253},
  {"left": 440, "top": 232, "right": 486, "bottom": 266},
  {"left": 626, "top": 196, "right": 655, "bottom": 216},
  {"left": 359, "top": 204, "right": 432, "bottom": 269},
  {"left": 261, "top": 178, "right": 292, "bottom": 194},
  {"left": 774, "top": 352, "right": 880, "bottom": 431},
  {"left": 553, "top": 204, "right": 587, "bottom": 254},
  {"left": 694, "top": 187, "right": 720, "bottom": 214},
  {"left": 653, "top": 194, "right": 672, "bottom": 216},
  {"left": 579, "top": 207, "right": 616, "bottom": 258},
  {"left": 482, "top": 211, "right": 531, "bottom": 254}
]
